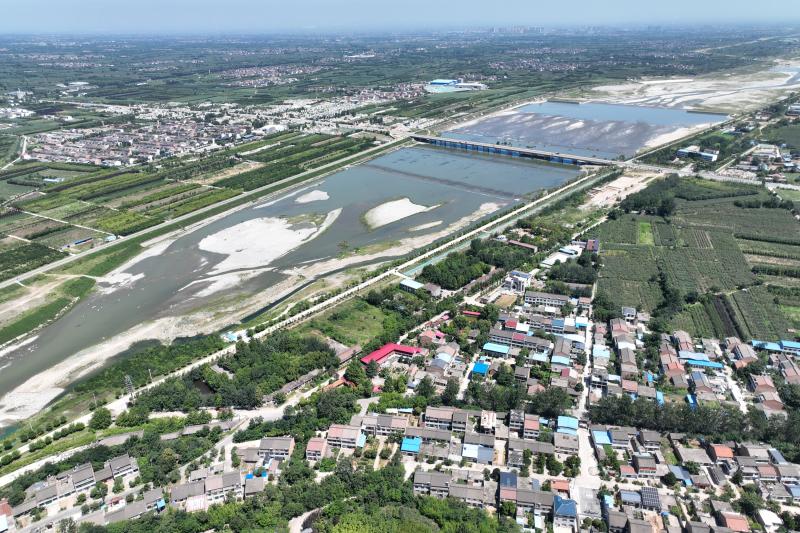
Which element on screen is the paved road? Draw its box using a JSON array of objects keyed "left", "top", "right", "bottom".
[{"left": 723, "top": 366, "right": 748, "bottom": 414}]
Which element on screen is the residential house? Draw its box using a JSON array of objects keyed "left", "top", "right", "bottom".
[
  {"left": 553, "top": 496, "right": 578, "bottom": 529},
  {"left": 637, "top": 431, "right": 660, "bottom": 452},
  {"left": 749, "top": 374, "right": 777, "bottom": 394},
  {"left": 424, "top": 406, "right": 456, "bottom": 430},
  {"left": 554, "top": 432, "right": 579, "bottom": 455},
  {"left": 305, "top": 437, "right": 327, "bottom": 462},
  {"left": 633, "top": 454, "right": 658, "bottom": 478},
  {"left": 413, "top": 471, "right": 451, "bottom": 498},
  {"left": 709, "top": 444, "right": 735, "bottom": 468},
  {"left": 327, "top": 424, "right": 363, "bottom": 449},
  {"left": 258, "top": 436, "right": 295, "bottom": 460},
  {"left": 106, "top": 455, "right": 139, "bottom": 479}
]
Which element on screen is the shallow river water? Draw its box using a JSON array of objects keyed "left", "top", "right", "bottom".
[{"left": 0, "top": 146, "right": 579, "bottom": 418}]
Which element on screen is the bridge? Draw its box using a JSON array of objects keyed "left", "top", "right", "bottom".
[{"left": 411, "top": 134, "right": 616, "bottom": 166}]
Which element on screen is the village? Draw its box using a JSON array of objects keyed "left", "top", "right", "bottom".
[{"left": 3, "top": 226, "right": 800, "bottom": 533}]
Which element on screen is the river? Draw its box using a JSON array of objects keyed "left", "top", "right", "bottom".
[{"left": 0, "top": 145, "right": 579, "bottom": 426}]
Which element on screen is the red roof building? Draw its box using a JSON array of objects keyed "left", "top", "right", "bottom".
[
  {"left": 360, "top": 343, "right": 422, "bottom": 365},
  {"left": 720, "top": 513, "right": 750, "bottom": 533}
]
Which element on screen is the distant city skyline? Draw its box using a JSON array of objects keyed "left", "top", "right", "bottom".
[{"left": 1, "top": 0, "right": 798, "bottom": 34}]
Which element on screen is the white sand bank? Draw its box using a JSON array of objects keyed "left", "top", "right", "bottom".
[
  {"left": 364, "top": 198, "right": 438, "bottom": 229},
  {"left": 409, "top": 221, "right": 443, "bottom": 232},
  {"left": 295, "top": 190, "right": 329, "bottom": 204},
  {"left": 200, "top": 209, "right": 342, "bottom": 275}
]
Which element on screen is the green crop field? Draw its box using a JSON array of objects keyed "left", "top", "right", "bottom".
[
  {"left": 589, "top": 177, "right": 799, "bottom": 338},
  {"left": 637, "top": 221, "right": 654, "bottom": 245}
]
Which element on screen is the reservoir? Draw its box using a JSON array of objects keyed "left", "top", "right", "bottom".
[
  {"left": 443, "top": 101, "right": 727, "bottom": 159},
  {"left": 0, "top": 146, "right": 579, "bottom": 424}
]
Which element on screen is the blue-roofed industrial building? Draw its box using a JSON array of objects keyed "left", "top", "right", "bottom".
[
  {"left": 781, "top": 340, "right": 800, "bottom": 355},
  {"left": 685, "top": 359, "right": 724, "bottom": 370},
  {"left": 751, "top": 340, "right": 782, "bottom": 353},
  {"left": 483, "top": 342, "right": 510, "bottom": 357},
  {"left": 401, "top": 437, "right": 421, "bottom": 454}
]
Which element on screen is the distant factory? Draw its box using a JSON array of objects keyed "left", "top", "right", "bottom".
[{"left": 424, "top": 79, "right": 488, "bottom": 94}]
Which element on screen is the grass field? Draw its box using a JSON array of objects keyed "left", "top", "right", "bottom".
[
  {"left": 637, "top": 221, "right": 654, "bottom": 245},
  {"left": 764, "top": 123, "right": 800, "bottom": 149},
  {"left": 781, "top": 305, "right": 800, "bottom": 326},
  {"left": 300, "top": 298, "right": 387, "bottom": 347},
  {"left": 778, "top": 188, "right": 800, "bottom": 202}
]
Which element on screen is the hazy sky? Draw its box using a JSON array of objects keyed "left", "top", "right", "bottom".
[{"left": 1, "top": 0, "right": 797, "bottom": 34}]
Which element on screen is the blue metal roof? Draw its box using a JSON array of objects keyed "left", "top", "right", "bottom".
[
  {"left": 769, "top": 448, "right": 787, "bottom": 464},
  {"left": 678, "top": 350, "right": 708, "bottom": 361},
  {"left": 551, "top": 355, "right": 571, "bottom": 367},
  {"left": 558, "top": 416, "right": 579, "bottom": 430},
  {"left": 557, "top": 427, "right": 578, "bottom": 436},
  {"left": 554, "top": 496, "right": 578, "bottom": 518},
  {"left": 400, "top": 278, "right": 424, "bottom": 290},
  {"left": 751, "top": 340, "right": 782, "bottom": 352},
  {"left": 602, "top": 494, "right": 614, "bottom": 508},
  {"left": 781, "top": 340, "right": 800, "bottom": 350},
  {"left": 462, "top": 443, "right": 479, "bottom": 460},
  {"left": 685, "top": 359, "right": 724, "bottom": 369},
  {"left": 401, "top": 437, "right": 421, "bottom": 453},
  {"left": 668, "top": 465, "right": 690, "bottom": 480},
  {"left": 592, "top": 430, "right": 611, "bottom": 446},
  {"left": 530, "top": 353, "right": 549, "bottom": 363},
  {"left": 656, "top": 391, "right": 665, "bottom": 406},
  {"left": 483, "top": 342, "right": 510, "bottom": 354},
  {"left": 472, "top": 362, "right": 490, "bottom": 375},
  {"left": 500, "top": 471, "right": 518, "bottom": 488},
  {"left": 620, "top": 490, "right": 641, "bottom": 505}
]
